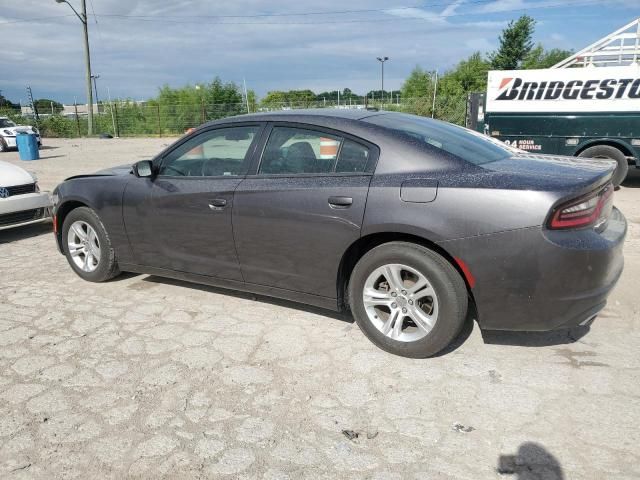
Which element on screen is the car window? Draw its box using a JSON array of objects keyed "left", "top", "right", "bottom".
[
  {"left": 258, "top": 127, "right": 370, "bottom": 175},
  {"left": 335, "top": 139, "right": 370, "bottom": 173},
  {"left": 159, "top": 126, "right": 259, "bottom": 177},
  {"left": 0, "top": 119, "right": 16, "bottom": 128},
  {"left": 364, "top": 113, "right": 514, "bottom": 165}
]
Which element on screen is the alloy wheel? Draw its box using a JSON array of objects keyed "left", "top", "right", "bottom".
[
  {"left": 67, "top": 220, "right": 101, "bottom": 272},
  {"left": 362, "top": 263, "right": 439, "bottom": 342}
]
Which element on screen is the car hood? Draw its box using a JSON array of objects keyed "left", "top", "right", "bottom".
[
  {"left": 0, "top": 160, "right": 35, "bottom": 187},
  {"left": 484, "top": 153, "right": 615, "bottom": 193},
  {"left": 65, "top": 163, "right": 134, "bottom": 181},
  {"left": 94, "top": 163, "right": 134, "bottom": 175}
]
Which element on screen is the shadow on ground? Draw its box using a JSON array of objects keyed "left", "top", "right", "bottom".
[
  {"left": 0, "top": 222, "right": 52, "bottom": 244},
  {"left": 138, "top": 275, "right": 354, "bottom": 324},
  {"left": 119, "top": 274, "right": 588, "bottom": 354},
  {"left": 481, "top": 325, "right": 590, "bottom": 347},
  {"left": 133, "top": 275, "right": 478, "bottom": 355},
  {"left": 498, "top": 442, "right": 564, "bottom": 479}
]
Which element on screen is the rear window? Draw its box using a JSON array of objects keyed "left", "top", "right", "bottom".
[{"left": 364, "top": 113, "right": 516, "bottom": 165}]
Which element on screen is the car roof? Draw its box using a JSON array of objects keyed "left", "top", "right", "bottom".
[{"left": 202, "top": 108, "right": 389, "bottom": 127}]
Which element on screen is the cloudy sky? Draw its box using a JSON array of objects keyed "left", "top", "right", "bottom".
[{"left": 1, "top": 0, "right": 639, "bottom": 104}]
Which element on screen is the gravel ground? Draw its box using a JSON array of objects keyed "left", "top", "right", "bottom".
[{"left": 1, "top": 138, "right": 639, "bottom": 479}]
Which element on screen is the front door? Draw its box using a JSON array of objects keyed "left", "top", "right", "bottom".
[
  {"left": 123, "top": 124, "right": 263, "bottom": 280},
  {"left": 233, "top": 124, "right": 376, "bottom": 298}
]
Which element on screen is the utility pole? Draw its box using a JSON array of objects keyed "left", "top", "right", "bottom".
[
  {"left": 376, "top": 56, "right": 389, "bottom": 107},
  {"left": 55, "top": 0, "right": 94, "bottom": 135},
  {"left": 91, "top": 74, "right": 100, "bottom": 114},
  {"left": 26, "top": 86, "right": 39, "bottom": 129},
  {"left": 431, "top": 70, "right": 438, "bottom": 119},
  {"left": 243, "top": 78, "right": 250, "bottom": 114},
  {"left": 107, "top": 86, "right": 117, "bottom": 137}
]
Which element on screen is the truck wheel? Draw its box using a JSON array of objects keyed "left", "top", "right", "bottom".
[{"left": 578, "top": 145, "right": 629, "bottom": 188}]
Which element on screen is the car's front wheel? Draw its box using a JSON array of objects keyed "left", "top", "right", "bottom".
[
  {"left": 348, "top": 242, "right": 468, "bottom": 358},
  {"left": 62, "top": 207, "right": 121, "bottom": 282}
]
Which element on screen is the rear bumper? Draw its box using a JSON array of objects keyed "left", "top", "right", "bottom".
[{"left": 438, "top": 207, "right": 626, "bottom": 331}]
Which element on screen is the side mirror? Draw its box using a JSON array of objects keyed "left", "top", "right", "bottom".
[{"left": 133, "top": 160, "right": 154, "bottom": 178}]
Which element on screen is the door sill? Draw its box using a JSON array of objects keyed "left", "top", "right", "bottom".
[{"left": 119, "top": 263, "right": 340, "bottom": 311}]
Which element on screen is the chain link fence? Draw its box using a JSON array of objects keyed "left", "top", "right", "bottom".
[{"left": 1, "top": 95, "right": 467, "bottom": 138}]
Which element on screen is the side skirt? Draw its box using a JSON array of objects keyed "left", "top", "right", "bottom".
[{"left": 118, "top": 263, "right": 340, "bottom": 312}]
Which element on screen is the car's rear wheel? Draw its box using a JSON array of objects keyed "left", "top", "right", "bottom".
[
  {"left": 578, "top": 145, "right": 628, "bottom": 188},
  {"left": 62, "top": 207, "right": 121, "bottom": 282},
  {"left": 0, "top": 138, "right": 6, "bottom": 152},
  {"left": 348, "top": 242, "right": 468, "bottom": 358}
]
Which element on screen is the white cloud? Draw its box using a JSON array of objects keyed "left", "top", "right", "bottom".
[{"left": 0, "top": 0, "right": 636, "bottom": 103}]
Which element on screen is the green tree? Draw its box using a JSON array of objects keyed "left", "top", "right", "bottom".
[
  {"left": 33, "top": 98, "right": 64, "bottom": 114},
  {"left": 246, "top": 90, "right": 258, "bottom": 113},
  {"left": 489, "top": 15, "right": 536, "bottom": 70},
  {"left": 448, "top": 52, "right": 490, "bottom": 92},
  {"left": 522, "top": 45, "right": 573, "bottom": 69},
  {"left": 260, "top": 90, "right": 289, "bottom": 107},
  {"left": 401, "top": 66, "right": 434, "bottom": 99}
]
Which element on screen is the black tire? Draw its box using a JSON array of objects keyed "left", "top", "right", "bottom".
[
  {"left": 578, "top": 145, "right": 629, "bottom": 188},
  {"left": 348, "top": 242, "right": 468, "bottom": 358},
  {"left": 0, "top": 138, "right": 6, "bottom": 152},
  {"left": 61, "top": 206, "right": 121, "bottom": 282}
]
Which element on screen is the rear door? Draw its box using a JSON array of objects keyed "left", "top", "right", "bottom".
[{"left": 233, "top": 123, "right": 378, "bottom": 298}]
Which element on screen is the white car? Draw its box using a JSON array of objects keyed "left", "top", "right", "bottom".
[
  {"left": 0, "top": 160, "right": 51, "bottom": 230},
  {"left": 0, "top": 117, "right": 42, "bottom": 152}
]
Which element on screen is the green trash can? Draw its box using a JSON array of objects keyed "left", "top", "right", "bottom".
[{"left": 16, "top": 132, "right": 40, "bottom": 161}]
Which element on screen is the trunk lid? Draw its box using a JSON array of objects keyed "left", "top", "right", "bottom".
[{"left": 485, "top": 153, "right": 615, "bottom": 195}]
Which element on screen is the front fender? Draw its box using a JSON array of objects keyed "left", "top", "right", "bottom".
[{"left": 53, "top": 176, "right": 133, "bottom": 263}]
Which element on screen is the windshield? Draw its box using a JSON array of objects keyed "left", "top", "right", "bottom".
[
  {"left": 0, "top": 119, "right": 17, "bottom": 128},
  {"left": 364, "top": 113, "right": 519, "bottom": 165}
]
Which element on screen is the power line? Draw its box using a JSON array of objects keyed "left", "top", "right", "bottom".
[
  {"left": 92, "top": 0, "right": 609, "bottom": 26},
  {"left": 0, "top": 0, "right": 608, "bottom": 26},
  {"left": 0, "top": 14, "right": 75, "bottom": 25},
  {"left": 95, "top": 0, "right": 501, "bottom": 19}
]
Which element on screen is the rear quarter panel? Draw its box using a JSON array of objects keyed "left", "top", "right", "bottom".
[{"left": 362, "top": 171, "right": 557, "bottom": 241}]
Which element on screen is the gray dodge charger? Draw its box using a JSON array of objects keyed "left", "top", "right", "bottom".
[{"left": 52, "top": 110, "right": 626, "bottom": 357}]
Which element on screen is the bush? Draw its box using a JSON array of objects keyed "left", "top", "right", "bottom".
[{"left": 39, "top": 116, "right": 77, "bottom": 138}]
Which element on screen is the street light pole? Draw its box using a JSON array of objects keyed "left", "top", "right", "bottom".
[
  {"left": 376, "top": 56, "right": 389, "bottom": 107},
  {"left": 56, "top": 0, "right": 93, "bottom": 135}
]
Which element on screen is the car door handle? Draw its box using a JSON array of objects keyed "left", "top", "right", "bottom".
[
  {"left": 328, "top": 196, "right": 353, "bottom": 208},
  {"left": 208, "top": 198, "right": 227, "bottom": 210}
]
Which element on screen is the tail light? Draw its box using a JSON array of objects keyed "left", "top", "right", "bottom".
[{"left": 548, "top": 184, "right": 613, "bottom": 230}]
